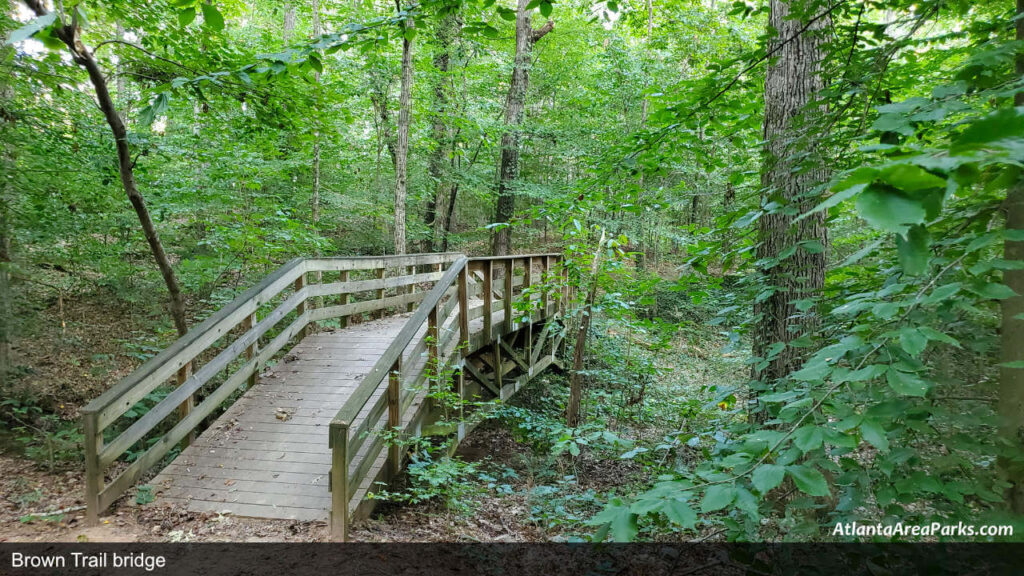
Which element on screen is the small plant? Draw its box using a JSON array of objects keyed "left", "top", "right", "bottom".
[{"left": 1, "top": 399, "right": 84, "bottom": 470}]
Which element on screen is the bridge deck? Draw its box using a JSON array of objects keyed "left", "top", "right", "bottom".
[{"left": 149, "top": 314, "right": 428, "bottom": 521}]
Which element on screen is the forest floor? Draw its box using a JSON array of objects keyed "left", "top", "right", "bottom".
[{"left": 1, "top": 268, "right": 744, "bottom": 543}]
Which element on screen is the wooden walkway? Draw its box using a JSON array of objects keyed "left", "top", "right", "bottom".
[
  {"left": 81, "top": 253, "right": 567, "bottom": 539},
  {"left": 149, "top": 315, "right": 425, "bottom": 521}
]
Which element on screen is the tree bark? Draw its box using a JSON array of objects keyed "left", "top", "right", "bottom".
[
  {"left": 999, "top": 0, "right": 1024, "bottom": 514},
  {"left": 491, "top": 0, "right": 552, "bottom": 256},
  {"left": 0, "top": 24, "right": 14, "bottom": 384},
  {"left": 24, "top": 2, "right": 189, "bottom": 336},
  {"left": 423, "top": 13, "right": 460, "bottom": 252},
  {"left": 750, "top": 0, "right": 829, "bottom": 412},
  {"left": 393, "top": 4, "right": 414, "bottom": 256},
  {"left": 567, "top": 230, "right": 605, "bottom": 427},
  {"left": 311, "top": 0, "right": 322, "bottom": 225}
]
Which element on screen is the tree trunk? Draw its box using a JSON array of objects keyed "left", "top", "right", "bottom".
[
  {"left": 491, "top": 0, "right": 552, "bottom": 256},
  {"left": 24, "top": 2, "right": 189, "bottom": 337},
  {"left": 423, "top": 13, "right": 460, "bottom": 252},
  {"left": 999, "top": 0, "right": 1024, "bottom": 514},
  {"left": 750, "top": 0, "right": 829, "bottom": 412},
  {"left": 567, "top": 231, "right": 605, "bottom": 427},
  {"left": 283, "top": 3, "right": 296, "bottom": 45},
  {"left": 393, "top": 5, "right": 414, "bottom": 256},
  {"left": 311, "top": 0, "right": 322, "bottom": 225},
  {"left": 0, "top": 29, "right": 14, "bottom": 384}
]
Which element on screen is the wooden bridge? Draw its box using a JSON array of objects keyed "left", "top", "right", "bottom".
[{"left": 80, "top": 253, "right": 568, "bottom": 540}]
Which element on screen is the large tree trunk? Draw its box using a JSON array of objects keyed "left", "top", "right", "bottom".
[
  {"left": 393, "top": 5, "right": 414, "bottom": 256},
  {"left": 999, "top": 0, "right": 1024, "bottom": 515},
  {"left": 491, "top": 0, "right": 552, "bottom": 256},
  {"left": 423, "top": 13, "right": 460, "bottom": 252},
  {"left": 24, "top": 2, "right": 188, "bottom": 337},
  {"left": 0, "top": 26, "right": 14, "bottom": 384},
  {"left": 750, "top": 0, "right": 829, "bottom": 413}
]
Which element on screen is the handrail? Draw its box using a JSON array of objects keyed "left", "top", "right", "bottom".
[
  {"left": 331, "top": 257, "right": 468, "bottom": 429},
  {"left": 328, "top": 252, "right": 564, "bottom": 540},
  {"left": 82, "top": 252, "right": 462, "bottom": 524}
]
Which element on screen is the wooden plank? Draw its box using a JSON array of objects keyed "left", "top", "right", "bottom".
[
  {"left": 310, "top": 270, "right": 443, "bottom": 299},
  {"left": 306, "top": 253, "right": 459, "bottom": 273},
  {"left": 156, "top": 497, "right": 327, "bottom": 521},
  {"left": 157, "top": 477, "right": 328, "bottom": 499},
  {"left": 462, "top": 360, "right": 499, "bottom": 397},
  {"left": 311, "top": 290, "right": 424, "bottom": 323},
  {"left": 155, "top": 486, "right": 330, "bottom": 510},
  {"left": 157, "top": 466, "right": 324, "bottom": 486}
]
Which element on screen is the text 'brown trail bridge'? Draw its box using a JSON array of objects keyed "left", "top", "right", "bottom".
[{"left": 80, "top": 253, "right": 569, "bottom": 540}]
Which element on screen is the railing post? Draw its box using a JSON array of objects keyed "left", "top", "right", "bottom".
[
  {"left": 457, "top": 265, "right": 470, "bottom": 410},
  {"left": 525, "top": 257, "right": 534, "bottom": 368},
  {"left": 330, "top": 421, "right": 350, "bottom": 541},
  {"left": 482, "top": 261, "right": 493, "bottom": 340},
  {"left": 503, "top": 259, "right": 513, "bottom": 333},
  {"left": 458, "top": 265, "right": 470, "bottom": 350},
  {"left": 388, "top": 358, "right": 402, "bottom": 476},
  {"left": 375, "top": 267, "right": 386, "bottom": 320},
  {"left": 176, "top": 363, "right": 194, "bottom": 448},
  {"left": 428, "top": 304, "right": 439, "bottom": 383},
  {"left": 406, "top": 265, "right": 416, "bottom": 313},
  {"left": 83, "top": 411, "right": 101, "bottom": 526},
  {"left": 244, "top": 313, "right": 259, "bottom": 388},
  {"left": 295, "top": 274, "right": 307, "bottom": 339},
  {"left": 542, "top": 255, "right": 552, "bottom": 316},
  {"left": 339, "top": 270, "right": 350, "bottom": 329}
]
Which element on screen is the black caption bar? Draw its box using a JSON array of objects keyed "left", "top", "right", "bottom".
[{"left": 1, "top": 543, "right": 1023, "bottom": 576}]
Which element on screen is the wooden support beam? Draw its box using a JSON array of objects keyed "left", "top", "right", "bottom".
[
  {"left": 388, "top": 358, "right": 402, "bottom": 476},
  {"left": 374, "top": 267, "right": 386, "bottom": 320},
  {"left": 500, "top": 339, "right": 530, "bottom": 373},
  {"left": 83, "top": 412, "right": 101, "bottom": 526},
  {"left": 483, "top": 260, "right": 493, "bottom": 340},
  {"left": 329, "top": 422, "right": 350, "bottom": 541},
  {"left": 176, "top": 363, "right": 194, "bottom": 449},
  {"left": 338, "top": 270, "right": 349, "bottom": 328},
  {"left": 492, "top": 342, "right": 503, "bottom": 391},
  {"left": 531, "top": 322, "right": 552, "bottom": 367},
  {"left": 503, "top": 259, "right": 514, "bottom": 333},
  {"left": 244, "top": 313, "right": 259, "bottom": 388},
  {"left": 462, "top": 359, "right": 500, "bottom": 397},
  {"left": 406, "top": 265, "right": 416, "bottom": 313},
  {"left": 524, "top": 258, "right": 533, "bottom": 368},
  {"left": 295, "top": 275, "right": 308, "bottom": 339}
]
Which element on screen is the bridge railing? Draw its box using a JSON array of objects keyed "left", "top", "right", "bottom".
[
  {"left": 328, "top": 253, "right": 564, "bottom": 540},
  {"left": 80, "top": 252, "right": 462, "bottom": 524}
]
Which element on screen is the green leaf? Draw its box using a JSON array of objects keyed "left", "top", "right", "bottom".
[
  {"left": 976, "top": 283, "right": 1018, "bottom": 300},
  {"left": 609, "top": 509, "right": 638, "bottom": 541},
  {"left": 201, "top": 4, "right": 225, "bottom": 31},
  {"left": 855, "top": 187, "right": 926, "bottom": 234},
  {"left": 896, "top": 225, "right": 930, "bottom": 276},
  {"left": 497, "top": 6, "right": 516, "bottom": 20},
  {"left": 700, "top": 485, "right": 736, "bottom": 512},
  {"left": 878, "top": 164, "right": 946, "bottom": 193},
  {"left": 999, "top": 361, "right": 1024, "bottom": 369},
  {"left": 178, "top": 7, "right": 197, "bottom": 27},
  {"left": 918, "top": 326, "right": 960, "bottom": 348},
  {"left": 898, "top": 327, "right": 928, "bottom": 357},
  {"left": 751, "top": 464, "right": 786, "bottom": 493},
  {"left": 308, "top": 54, "right": 323, "bottom": 74},
  {"left": 786, "top": 465, "right": 829, "bottom": 497},
  {"left": 793, "top": 426, "right": 824, "bottom": 452},
  {"left": 663, "top": 499, "right": 697, "bottom": 531},
  {"left": 886, "top": 368, "right": 929, "bottom": 397},
  {"left": 539, "top": 1, "right": 553, "bottom": 18},
  {"left": 6, "top": 12, "right": 56, "bottom": 44},
  {"left": 859, "top": 419, "right": 889, "bottom": 452}
]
